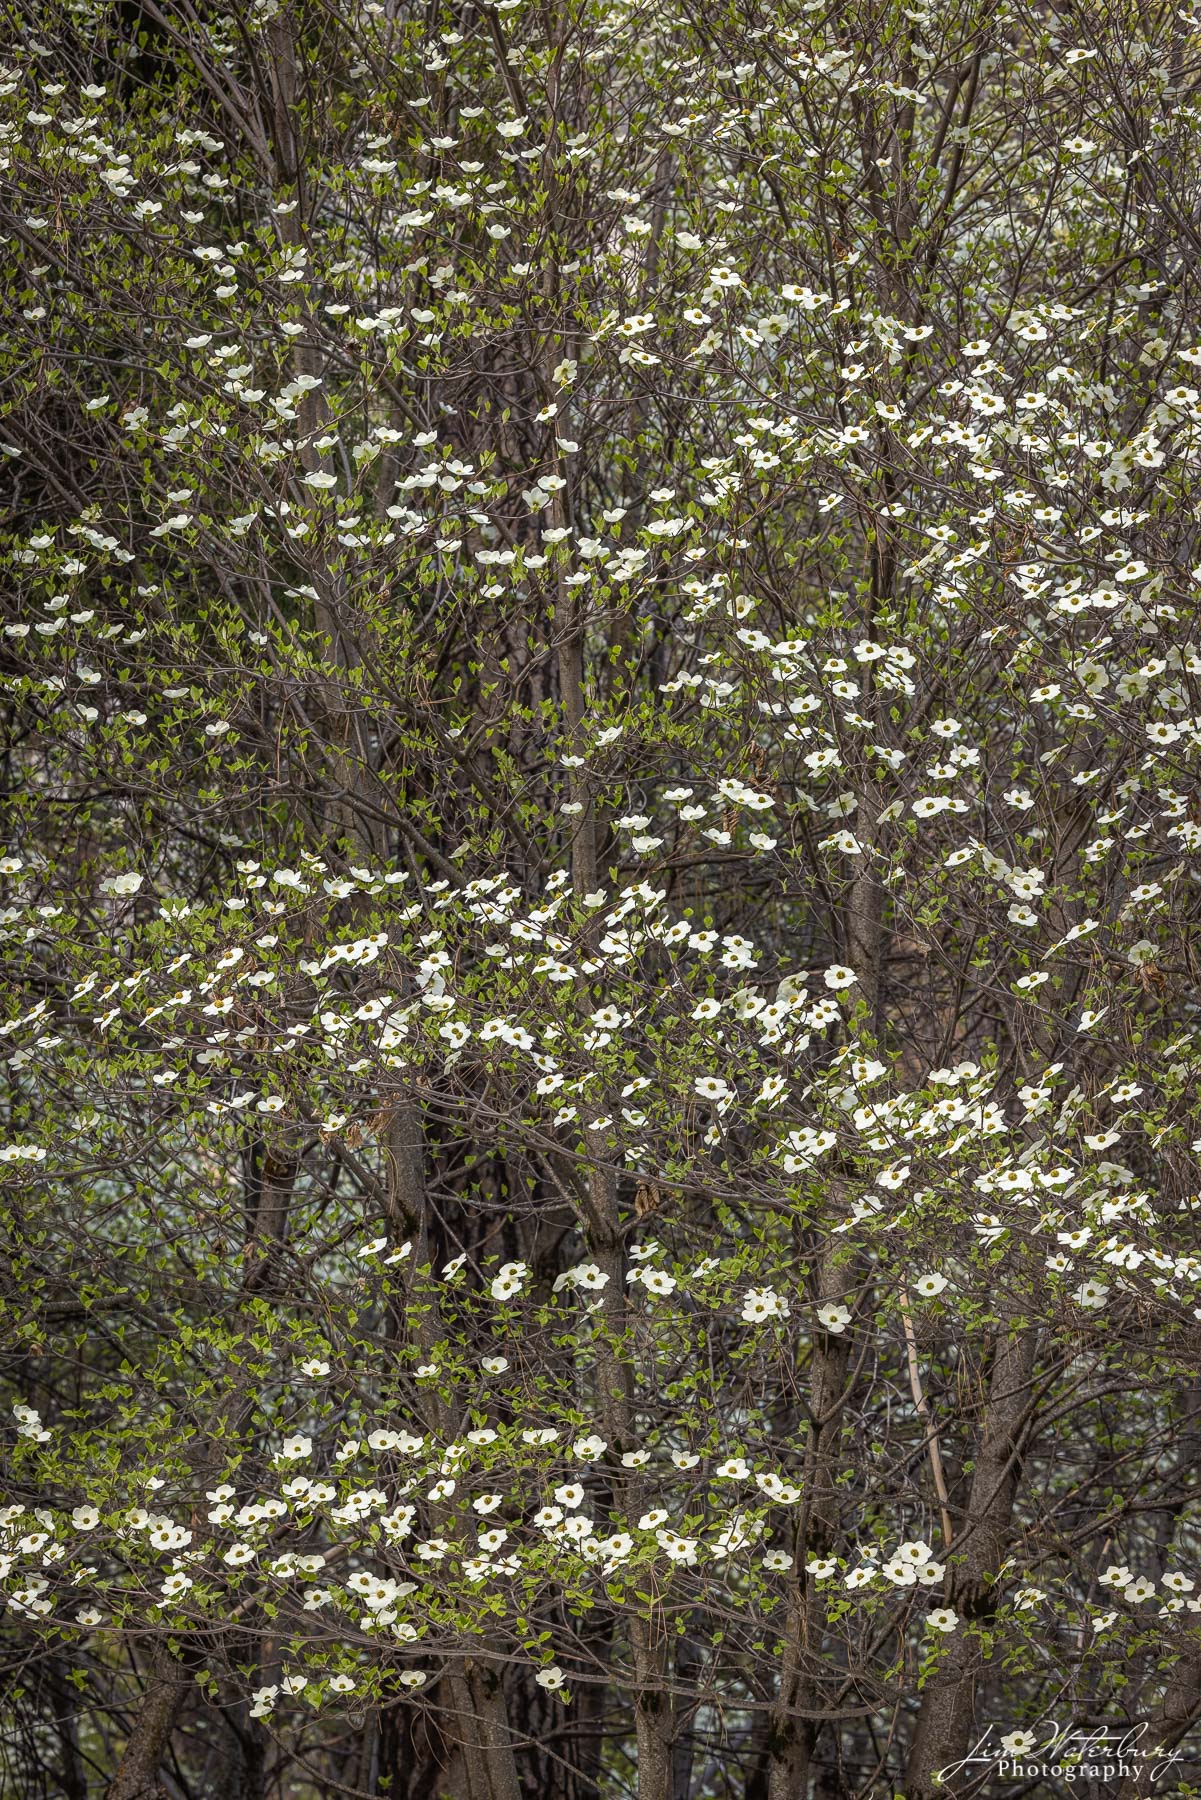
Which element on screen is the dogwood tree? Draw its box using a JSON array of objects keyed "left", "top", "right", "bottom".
[{"left": 3, "top": 0, "right": 1201, "bottom": 1796}]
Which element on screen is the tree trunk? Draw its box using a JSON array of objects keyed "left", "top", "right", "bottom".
[
  {"left": 767, "top": 1248, "right": 853, "bottom": 1800},
  {"left": 48, "top": 1658, "right": 88, "bottom": 1800},
  {"left": 904, "top": 1325, "right": 1037, "bottom": 1796},
  {"left": 107, "top": 1644, "right": 190, "bottom": 1800},
  {"left": 633, "top": 1659, "right": 675, "bottom": 1800},
  {"left": 1117, "top": 1646, "right": 1201, "bottom": 1798},
  {"left": 443, "top": 1665, "right": 524, "bottom": 1800}
]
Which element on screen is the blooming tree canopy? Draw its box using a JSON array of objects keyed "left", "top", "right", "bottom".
[{"left": 2, "top": 0, "right": 1201, "bottom": 1796}]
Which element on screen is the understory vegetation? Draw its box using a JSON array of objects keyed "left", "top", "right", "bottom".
[{"left": 2, "top": 0, "right": 1201, "bottom": 1794}]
